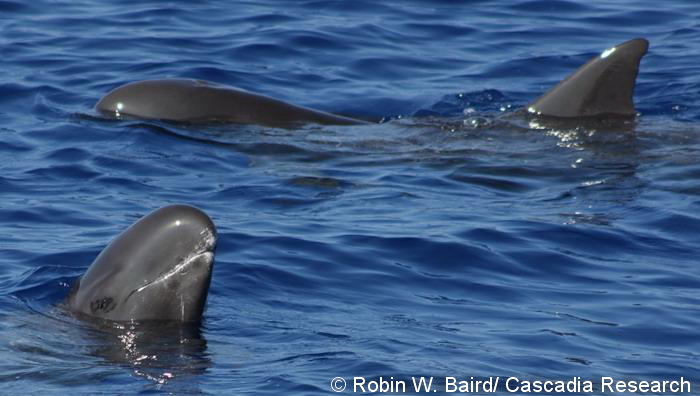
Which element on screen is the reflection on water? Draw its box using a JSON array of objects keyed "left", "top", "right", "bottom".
[
  {"left": 88, "top": 319, "right": 210, "bottom": 388},
  {"left": 2, "top": 0, "right": 700, "bottom": 393},
  {"left": 1, "top": 300, "right": 210, "bottom": 392}
]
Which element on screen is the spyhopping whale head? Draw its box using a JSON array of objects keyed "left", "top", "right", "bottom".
[{"left": 66, "top": 205, "right": 217, "bottom": 323}]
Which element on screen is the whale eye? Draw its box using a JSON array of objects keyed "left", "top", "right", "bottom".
[{"left": 90, "top": 297, "right": 115, "bottom": 313}]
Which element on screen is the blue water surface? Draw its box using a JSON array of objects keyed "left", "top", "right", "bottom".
[{"left": 1, "top": 0, "right": 700, "bottom": 394}]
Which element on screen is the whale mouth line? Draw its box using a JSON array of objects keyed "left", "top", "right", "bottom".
[
  {"left": 124, "top": 229, "right": 217, "bottom": 302},
  {"left": 133, "top": 251, "right": 214, "bottom": 294}
]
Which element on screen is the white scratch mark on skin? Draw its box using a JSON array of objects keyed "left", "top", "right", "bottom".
[
  {"left": 127, "top": 228, "right": 216, "bottom": 303},
  {"left": 134, "top": 251, "right": 213, "bottom": 293}
]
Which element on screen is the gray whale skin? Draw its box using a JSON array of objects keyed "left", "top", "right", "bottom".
[
  {"left": 95, "top": 38, "right": 649, "bottom": 127},
  {"left": 66, "top": 205, "right": 217, "bottom": 323}
]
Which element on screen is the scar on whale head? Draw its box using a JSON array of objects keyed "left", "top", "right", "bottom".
[
  {"left": 95, "top": 38, "right": 649, "bottom": 128},
  {"left": 65, "top": 205, "right": 217, "bottom": 323}
]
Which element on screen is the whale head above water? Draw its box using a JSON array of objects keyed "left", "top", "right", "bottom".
[
  {"left": 528, "top": 38, "right": 649, "bottom": 118},
  {"left": 66, "top": 205, "right": 217, "bottom": 323}
]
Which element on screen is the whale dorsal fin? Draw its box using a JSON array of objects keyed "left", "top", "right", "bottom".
[{"left": 528, "top": 38, "right": 649, "bottom": 118}]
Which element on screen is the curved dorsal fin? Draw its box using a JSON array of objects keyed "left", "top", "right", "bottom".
[{"left": 528, "top": 38, "right": 649, "bottom": 118}]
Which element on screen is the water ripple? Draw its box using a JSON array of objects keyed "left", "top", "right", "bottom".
[{"left": 1, "top": 0, "right": 700, "bottom": 394}]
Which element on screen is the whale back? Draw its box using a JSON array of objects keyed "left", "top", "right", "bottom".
[{"left": 96, "top": 79, "right": 364, "bottom": 127}]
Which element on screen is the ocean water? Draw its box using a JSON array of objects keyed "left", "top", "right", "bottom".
[{"left": 1, "top": 0, "right": 700, "bottom": 394}]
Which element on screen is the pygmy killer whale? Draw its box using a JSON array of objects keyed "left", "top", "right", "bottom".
[
  {"left": 96, "top": 79, "right": 366, "bottom": 128},
  {"left": 95, "top": 38, "right": 649, "bottom": 127},
  {"left": 66, "top": 204, "right": 217, "bottom": 322},
  {"left": 527, "top": 38, "right": 648, "bottom": 118}
]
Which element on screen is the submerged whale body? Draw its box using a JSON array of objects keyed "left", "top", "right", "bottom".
[
  {"left": 96, "top": 38, "right": 649, "bottom": 127},
  {"left": 66, "top": 205, "right": 217, "bottom": 323}
]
